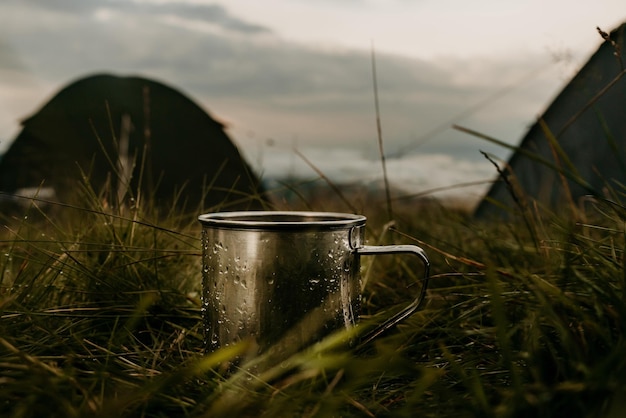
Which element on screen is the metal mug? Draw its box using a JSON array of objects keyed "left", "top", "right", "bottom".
[{"left": 198, "top": 211, "right": 430, "bottom": 357}]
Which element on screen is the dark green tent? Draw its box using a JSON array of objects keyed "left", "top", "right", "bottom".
[
  {"left": 474, "top": 23, "right": 626, "bottom": 219},
  {"left": 0, "top": 73, "right": 267, "bottom": 211}
]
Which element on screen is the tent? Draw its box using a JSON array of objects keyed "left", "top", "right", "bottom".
[
  {"left": 474, "top": 23, "right": 626, "bottom": 219},
  {"left": 0, "top": 73, "right": 267, "bottom": 211}
]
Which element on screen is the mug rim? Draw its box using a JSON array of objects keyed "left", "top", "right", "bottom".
[{"left": 198, "top": 211, "right": 366, "bottom": 230}]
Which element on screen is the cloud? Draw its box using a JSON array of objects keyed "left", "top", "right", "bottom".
[
  {"left": 9, "top": 0, "right": 271, "bottom": 34},
  {"left": 259, "top": 146, "right": 496, "bottom": 204},
  {"left": 146, "top": 3, "right": 271, "bottom": 34},
  {"left": 0, "top": 0, "right": 575, "bottom": 195},
  {"left": 0, "top": 38, "right": 25, "bottom": 72},
  {"left": 19, "top": 0, "right": 99, "bottom": 14}
]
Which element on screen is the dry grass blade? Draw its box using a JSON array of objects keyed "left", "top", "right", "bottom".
[{"left": 370, "top": 43, "right": 393, "bottom": 221}]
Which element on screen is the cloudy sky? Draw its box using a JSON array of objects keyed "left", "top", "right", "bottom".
[{"left": 1, "top": 0, "right": 625, "bottom": 203}]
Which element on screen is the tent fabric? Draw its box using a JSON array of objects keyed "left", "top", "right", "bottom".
[
  {"left": 0, "top": 73, "right": 267, "bottom": 211},
  {"left": 474, "top": 23, "right": 626, "bottom": 219}
]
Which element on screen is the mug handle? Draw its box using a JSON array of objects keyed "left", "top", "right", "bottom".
[{"left": 355, "top": 244, "right": 430, "bottom": 347}]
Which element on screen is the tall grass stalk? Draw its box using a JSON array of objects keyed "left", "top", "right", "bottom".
[{"left": 370, "top": 43, "right": 393, "bottom": 221}]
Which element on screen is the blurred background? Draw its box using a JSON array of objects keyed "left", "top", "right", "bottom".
[{"left": 1, "top": 0, "right": 625, "bottom": 207}]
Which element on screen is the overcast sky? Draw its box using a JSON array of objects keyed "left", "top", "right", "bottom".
[{"left": 1, "top": 0, "right": 624, "bottom": 202}]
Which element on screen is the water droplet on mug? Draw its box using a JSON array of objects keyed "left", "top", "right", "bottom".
[{"left": 213, "top": 242, "right": 224, "bottom": 254}]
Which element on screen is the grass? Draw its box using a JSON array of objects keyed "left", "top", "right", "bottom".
[
  {"left": 3, "top": 43, "right": 626, "bottom": 413},
  {"left": 1, "top": 172, "right": 626, "bottom": 418}
]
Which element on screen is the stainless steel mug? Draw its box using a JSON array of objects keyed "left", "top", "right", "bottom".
[{"left": 198, "top": 211, "right": 430, "bottom": 357}]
